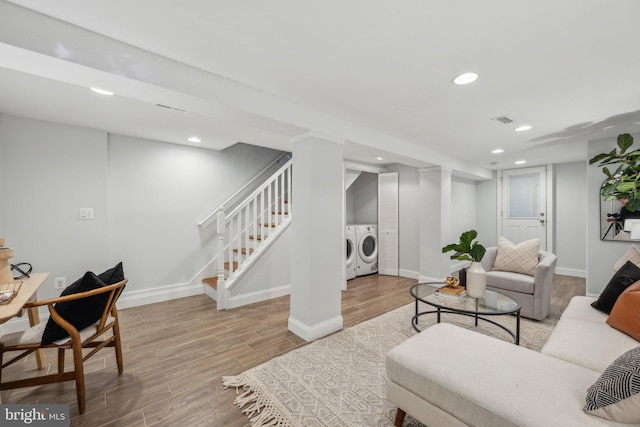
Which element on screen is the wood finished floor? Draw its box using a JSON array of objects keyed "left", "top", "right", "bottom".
[{"left": 1, "top": 274, "right": 585, "bottom": 427}]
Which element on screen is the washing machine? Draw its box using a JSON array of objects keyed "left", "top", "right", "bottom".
[
  {"left": 354, "top": 224, "right": 378, "bottom": 276},
  {"left": 346, "top": 225, "right": 357, "bottom": 280}
]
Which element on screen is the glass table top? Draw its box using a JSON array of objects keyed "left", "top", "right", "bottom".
[{"left": 410, "top": 282, "right": 520, "bottom": 315}]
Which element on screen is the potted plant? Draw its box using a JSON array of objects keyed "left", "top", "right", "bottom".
[
  {"left": 442, "top": 230, "right": 487, "bottom": 298},
  {"left": 590, "top": 133, "right": 640, "bottom": 212}
]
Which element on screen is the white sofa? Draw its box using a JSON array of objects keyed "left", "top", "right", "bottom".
[{"left": 385, "top": 296, "right": 640, "bottom": 426}]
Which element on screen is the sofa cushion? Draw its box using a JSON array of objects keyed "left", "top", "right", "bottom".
[
  {"left": 493, "top": 237, "right": 540, "bottom": 276},
  {"left": 592, "top": 261, "right": 640, "bottom": 314},
  {"left": 607, "top": 280, "right": 640, "bottom": 341},
  {"left": 614, "top": 245, "right": 640, "bottom": 273},
  {"left": 584, "top": 346, "right": 640, "bottom": 423},
  {"left": 386, "top": 323, "right": 603, "bottom": 427},
  {"left": 560, "top": 296, "right": 609, "bottom": 323},
  {"left": 486, "top": 270, "right": 535, "bottom": 294},
  {"left": 542, "top": 318, "right": 639, "bottom": 373}
]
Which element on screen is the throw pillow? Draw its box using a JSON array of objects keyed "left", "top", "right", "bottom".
[
  {"left": 41, "top": 262, "right": 125, "bottom": 345},
  {"left": 492, "top": 237, "right": 540, "bottom": 276},
  {"left": 607, "top": 280, "right": 640, "bottom": 341},
  {"left": 614, "top": 245, "right": 640, "bottom": 273},
  {"left": 95, "top": 261, "right": 125, "bottom": 286},
  {"left": 592, "top": 261, "right": 640, "bottom": 314},
  {"left": 584, "top": 346, "right": 640, "bottom": 422}
]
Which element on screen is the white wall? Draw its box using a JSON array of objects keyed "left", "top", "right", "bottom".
[
  {"left": 0, "top": 115, "right": 109, "bottom": 300},
  {"left": 0, "top": 114, "right": 282, "bottom": 305},
  {"left": 554, "top": 161, "right": 587, "bottom": 277}
]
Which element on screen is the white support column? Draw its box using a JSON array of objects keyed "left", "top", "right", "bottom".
[
  {"left": 288, "top": 131, "right": 344, "bottom": 342},
  {"left": 418, "top": 167, "right": 453, "bottom": 282}
]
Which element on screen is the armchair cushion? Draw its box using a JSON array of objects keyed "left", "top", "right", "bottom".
[
  {"left": 41, "top": 262, "right": 125, "bottom": 345},
  {"left": 493, "top": 237, "right": 540, "bottom": 276},
  {"left": 591, "top": 261, "right": 640, "bottom": 315}
]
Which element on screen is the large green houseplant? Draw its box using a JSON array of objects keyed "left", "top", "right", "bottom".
[
  {"left": 589, "top": 133, "right": 640, "bottom": 212},
  {"left": 441, "top": 230, "right": 486, "bottom": 263},
  {"left": 442, "top": 230, "right": 487, "bottom": 298}
]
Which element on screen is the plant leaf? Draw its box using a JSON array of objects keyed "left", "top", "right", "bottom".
[{"left": 618, "top": 133, "right": 634, "bottom": 154}]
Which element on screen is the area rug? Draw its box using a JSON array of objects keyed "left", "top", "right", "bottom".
[{"left": 222, "top": 303, "right": 557, "bottom": 426}]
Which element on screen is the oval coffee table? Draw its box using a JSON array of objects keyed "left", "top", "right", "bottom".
[{"left": 410, "top": 282, "right": 521, "bottom": 345}]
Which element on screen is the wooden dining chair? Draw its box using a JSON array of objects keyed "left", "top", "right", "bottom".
[{"left": 0, "top": 278, "right": 127, "bottom": 413}]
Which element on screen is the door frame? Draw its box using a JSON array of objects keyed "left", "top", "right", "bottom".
[{"left": 496, "top": 165, "right": 554, "bottom": 253}]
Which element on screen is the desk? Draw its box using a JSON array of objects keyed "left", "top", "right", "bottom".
[{"left": 0, "top": 272, "right": 49, "bottom": 368}]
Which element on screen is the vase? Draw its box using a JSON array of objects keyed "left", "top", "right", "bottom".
[{"left": 466, "top": 261, "right": 486, "bottom": 298}]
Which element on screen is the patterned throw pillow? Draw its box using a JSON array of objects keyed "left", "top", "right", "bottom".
[
  {"left": 614, "top": 245, "right": 640, "bottom": 273},
  {"left": 492, "top": 237, "right": 540, "bottom": 276},
  {"left": 584, "top": 346, "right": 640, "bottom": 422}
]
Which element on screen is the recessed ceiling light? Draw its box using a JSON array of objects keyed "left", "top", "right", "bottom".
[
  {"left": 452, "top": 72, "right": 478, "bottom": 85},
  {"left": 90, "top": 87, "right": 114, "bottom": 96},
  {"left": 188, "top": 136, "right": 202, "bottom": 143},
  {"left": 515, "top": 125, "right": 532, "bottom": 132},
  {"left": 491, "top": 149, "right": 504, "bottom": 154},
  {"left": 376, "top": 157, "right": 384, "bottom": 161},
  {"left": 515, "top": 160, "right": 526, "bottom": 165}
]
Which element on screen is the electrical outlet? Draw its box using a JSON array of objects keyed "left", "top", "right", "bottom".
[{"left": 54, "top": 277, "right": 66, "bottom": 290}]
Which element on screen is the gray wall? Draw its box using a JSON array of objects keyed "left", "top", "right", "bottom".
[
  {"left": 587, "top": 133, "right": 640, "bottom": 295},
  {"left": 387, "top": 164, "right": 420, "bottom": 276},
  {"left": 554, "top": 161, "right": 587, "bottom": 276},
  {"left": 476, "top": 172, "right": 498, "bottom": 247},
  {"left": 347, "top": 172, "right": 378, "bottom": 224},
  {"left": 451, "top": 176, "right": 478, "bottom": 244},
  {"left": 0, "top": 114, "right": 282, "bottom": 303},
  {"left": 475, "top": 165, "right": 587, "bottom": 277}
]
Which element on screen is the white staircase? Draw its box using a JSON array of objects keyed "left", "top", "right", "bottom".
[{"left": 200, "top": 158, "right": 292, "bottom": 309}]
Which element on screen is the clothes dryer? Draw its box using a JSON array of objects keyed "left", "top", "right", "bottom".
[
  {"left": 346, "top": 225, "right": 357, "bottom": 280},
  {"left": 354, "top": 224, "right": 378, "bottom": 276}
]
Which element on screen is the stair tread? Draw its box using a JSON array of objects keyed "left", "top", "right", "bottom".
[
  {"left": 233, "top": 248, "right": 254, "bottom": 255},
  {"left": 203, "top": 277, "right": 218, "bottom": 289},
  {"left": 271, "top": 211, "right": 289, "bottom": 215},
  {"left": 249, "top": 235, "right": 264, "bottom": 240},
  {"left": 224, "top": 261, "right": 239, "bottom": 271}
]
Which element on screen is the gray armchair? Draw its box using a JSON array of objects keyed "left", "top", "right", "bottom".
[{"left": 480, "top": 247, "right": 557, "bottom": 320}]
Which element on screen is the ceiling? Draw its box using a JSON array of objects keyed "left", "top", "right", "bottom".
[{"left": 1, "top": 0, "right": 639, "bottom": 179}]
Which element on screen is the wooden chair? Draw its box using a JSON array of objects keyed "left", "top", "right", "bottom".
[{"left": 0, "top": 279, "right": 127, "bottom": 413}]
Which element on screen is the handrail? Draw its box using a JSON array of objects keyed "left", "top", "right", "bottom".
[
  {"left": 198, "top": 151, "right": 290, "bottom": 228},
  {"left": 214, "top": 158, "right": 292, "bottom": 309},
  {"left": 226, "top": 159, "right": 292, "bottom": 219}
]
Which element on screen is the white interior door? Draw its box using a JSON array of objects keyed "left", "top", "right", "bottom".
[
  {"left": 500, "top": 166, "right": 548, "bottom": 249},
  {"left": 378, "top": 172, "right": 398, "bottom": 276}
]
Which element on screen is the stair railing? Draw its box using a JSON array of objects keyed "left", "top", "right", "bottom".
[
  {"left": 198, "top": 151, "right": 290, "bottom": 230},
  {"left": 216, "top": 158, "right": 292, "bottom": 308}
]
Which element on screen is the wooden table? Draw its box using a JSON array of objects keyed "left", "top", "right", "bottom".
[{"left": 0, "top": 272, "right": 49, "bottom": 369}]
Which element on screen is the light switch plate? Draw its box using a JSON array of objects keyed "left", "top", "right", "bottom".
[{"left": 79, "top": 208, "right": 94, "bottom": 219}]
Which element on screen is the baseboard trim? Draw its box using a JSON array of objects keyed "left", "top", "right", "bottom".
[
  {"left": 226, "top": 285, "right": 290, "bottom": 309},
  {"left": 418, "top": 275, "right": 445, "bottom": 283},
  {"left": 117, "top": 282, "right": 204, "bottom": 310},
  {"left": 399, "top": 269, "right": 419, "bottom": 279},
  {"left": 555, "top": 267, "right": 586, "bottom": 278},
  {"left": 288, "top": 314, "right": 343, "bottom": 342},
  {"left": 0, "top": 282, "right": 205, "bottom": 335}
]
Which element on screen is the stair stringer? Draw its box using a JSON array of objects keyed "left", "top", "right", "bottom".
[{"left": 220, "top": 219, "right": 292, "bottom": 309}]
